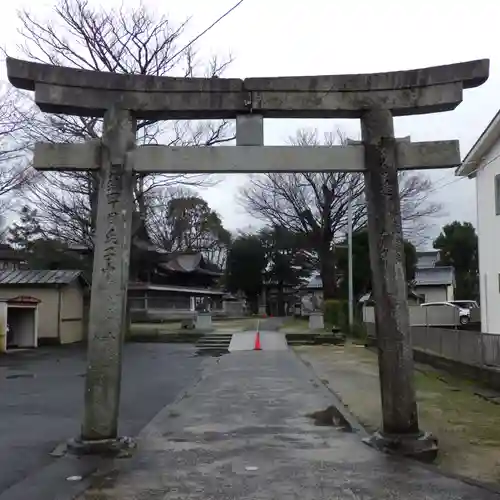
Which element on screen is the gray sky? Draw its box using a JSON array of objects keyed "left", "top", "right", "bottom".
[{"left": 2, "top": 0, "right": 498, "bottom": 246}]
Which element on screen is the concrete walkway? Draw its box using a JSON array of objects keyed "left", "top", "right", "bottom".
[
  {"left": 229, "top": 331, "right": 288, "bottom": 351},
  {"left": 79, "top": 351, "right": 500, "bottom": 499}
]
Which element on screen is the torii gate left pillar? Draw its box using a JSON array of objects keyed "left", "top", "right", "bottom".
[
  {"left": 7, "top": 57, "right": 488, "bottom": 456},
  {"left": 80, "top": 106, "right": 136, "bottom": 445}
]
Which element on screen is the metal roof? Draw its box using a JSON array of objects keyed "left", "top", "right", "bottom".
[
  {"left": 415, "top": 266, "right": 454, "bottom": 286},
  {"left": 0, "top": 269, "right": 85, "bottom": 286}
]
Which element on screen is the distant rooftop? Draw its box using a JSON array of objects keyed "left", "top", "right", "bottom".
[
  {"left": 415, "top": 266, "right": 454, "bottom": 286},
  {"left": 0, "top": 244, "right": 26, "bottom": 262},
  {"left": 304, "top": 274, "right": 323, "bottom": 290},
  {"left": 416, "top": 250, "right": 440, "bottom": 269},
  {"left": 0, "top": 269, "right": 87, "bottom": 286}
]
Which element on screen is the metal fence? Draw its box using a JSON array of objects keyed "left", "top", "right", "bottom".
[
  {"left": 363, "top": 305, "right": 480, "bottom": 328},
  {"left": 365, "top": 322, "right": 500, "bottom": 367}
]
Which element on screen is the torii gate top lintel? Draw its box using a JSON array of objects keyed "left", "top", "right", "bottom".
[{"left": 7, "top": 57, "right": 489, "bottom": 120}]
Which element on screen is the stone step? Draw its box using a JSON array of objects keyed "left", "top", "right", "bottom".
[
  {"left": 196, "top": 333, "right": 233, "bottom": 350},
  {"left": 197, "top": 334, "right": 232, "bottom": 340},
  {"left": 202, "top": 334, "right": 233, "bottom": 339},
  {"left": 198, "top": 337, "right": 231, "bottom": 342},
  {"left": 197, "top": 343, "right": 231, "bottom": 349},
  {"left": 196, "top": 345, "right": 229, "bottom": 350},
  {"left": 287, "top": 340, "right": 315, "bottom": 346},
  {"left": 197, "top": 338, "right": 232, "bottom": 344}
]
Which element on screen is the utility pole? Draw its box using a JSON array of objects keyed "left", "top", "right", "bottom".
[{"left": 347, "top": 179, "right": 354, "bottom": 329}]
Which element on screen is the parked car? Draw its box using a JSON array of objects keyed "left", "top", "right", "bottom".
[{"left": 420, "top": 301, "right": 471, "bottom": 325}]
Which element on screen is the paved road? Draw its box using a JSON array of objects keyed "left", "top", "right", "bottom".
[
  {"left": 257, "top": 317, "right": 285, "bottom": 331},
  {"left": 80, "top": 351, "right": 500, "bottom": 499},
  {"left": 0, "top": 343, "right": 202, "bottom": 495}
]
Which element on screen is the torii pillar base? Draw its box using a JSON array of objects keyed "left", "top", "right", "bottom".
[
  {"left": 363, "top": 431, "right": 438, "bottom": 463},
  {"left": 67, "top": 436, "right": 136, "bottom": 457}
]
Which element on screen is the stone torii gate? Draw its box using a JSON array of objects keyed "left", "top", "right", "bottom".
[{"left": 7, "top": 57, "right": 488, "bottom": 456}]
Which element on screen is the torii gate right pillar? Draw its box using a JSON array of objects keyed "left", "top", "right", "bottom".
[{"left": 361, "top": 108, "right": 420, "bottom": 442}]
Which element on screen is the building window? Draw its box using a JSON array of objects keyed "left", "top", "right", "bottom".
[{"left": 496, "top": 174, "right": 500, "bottom": 215}]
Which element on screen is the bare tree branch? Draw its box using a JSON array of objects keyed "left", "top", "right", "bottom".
[
  {"left": 0, "top": 85, "right": 39, "bottom": 213},
  {"left": 239, "top": 127, "right": 443, "bottom": 298},
  {"left": 13, "top": 0, "right": 235, "bottom": 244}
]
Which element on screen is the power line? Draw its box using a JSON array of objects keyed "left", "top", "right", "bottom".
[
  {"left": 428, "top": 176, "right": 462, "bottom": 194},
  {"left": 427, "top": 151, "right": 500, "bottom": 195},
  {"left": 166, "top": 1, "right": 246, "bottom": 66},
  {"left": 430, "top": 172, "right": 454, "bottom": 191}
]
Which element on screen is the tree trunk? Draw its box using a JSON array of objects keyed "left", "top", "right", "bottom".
[
  {"left": 320, "top": 247, "right": 337, "bottom": 300},
  {"left": 277, "top": 281, "right": 285, "bottom": 316}
]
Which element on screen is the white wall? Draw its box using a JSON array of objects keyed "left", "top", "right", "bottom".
[
  {"left": 477, "top": 139, "right": 500, "bottom": 333},
  {"left": 414, "top": 285, "right": 449, "bottom": 303},
  {"left": 0, "top": 288, "right": 60, "bottom": 340},
  {"left": 60, "top": 282, "right": 85, "bottom": 344}
]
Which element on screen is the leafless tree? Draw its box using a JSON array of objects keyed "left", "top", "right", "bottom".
[
  {"left": 239, "top": 128, "right": 442, "bottom": 299},
  {"left": 0, "top": 84, "right": 39, "bottom": 216},
  {"left": 146, "top": 187, "right": 231, "bottom": 270},
  {"left": 14, "top": 0, "right": 235, "bottom": 245}
]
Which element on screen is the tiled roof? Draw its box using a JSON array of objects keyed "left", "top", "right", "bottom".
[
  {"left": 304, "top": 275, "right": 323, "bottom": 289},
  {"left": 0, "top": 269, "right": 85, "bottom": 286},
  {"left": 159, "top": 253, "right": 222, "bottom": 276}
]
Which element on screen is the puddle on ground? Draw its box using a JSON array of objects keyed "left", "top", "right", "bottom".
[
  {"left": 306, "top": 406, "right": 352, "bottom": 431},
  {"left": 194, "top": 349, "right": 228, "bottom": 358},
  {"left": 6, "top": 373, "right": 35, "bottom": 379}
]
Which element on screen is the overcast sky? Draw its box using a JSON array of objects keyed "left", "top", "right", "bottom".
[{"left": 1, "top": 0, "right": 498, "bottom": 248}]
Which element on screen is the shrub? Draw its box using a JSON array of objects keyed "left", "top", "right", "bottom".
[
  {"left": 348, "top": 321, "right": 368, "bottom": 340},
  {"left": 324, "top": 300, "right": 348, "bottom": 329}
]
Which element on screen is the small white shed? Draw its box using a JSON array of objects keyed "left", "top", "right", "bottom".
[
  {"left": 0, "top": 295, "right": 40, "bottom": 352},
  {"left": 0, "top": 270, "right": 89, "bottom": 348}
]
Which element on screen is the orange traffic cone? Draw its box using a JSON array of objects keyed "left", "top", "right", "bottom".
[{"left": 254, "top": 331, "right": 262, "bottom": 351}]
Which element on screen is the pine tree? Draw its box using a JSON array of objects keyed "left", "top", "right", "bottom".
[{"left": 8, "top": 206, "right": 43, "bottom": 251}]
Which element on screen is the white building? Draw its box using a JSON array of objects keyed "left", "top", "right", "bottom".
[
  {"left": 414, "top": 251, "right": 455, "bottom": 303},
  {"left": 457, "top": 110, "right": 500, "bottom": 333}
]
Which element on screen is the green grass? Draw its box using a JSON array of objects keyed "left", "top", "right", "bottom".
[
  {"left": 212, "top": 318, "right": 256, "bottom": 331},
  {"left": 130, "top": 322, "right": 183, "bottom": 333},
  {"left": 297, "top": 343, "right": 500, "bottom": 484},
  {"left": 415, "top": 368, "right": 500, "bottom": 446}
]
